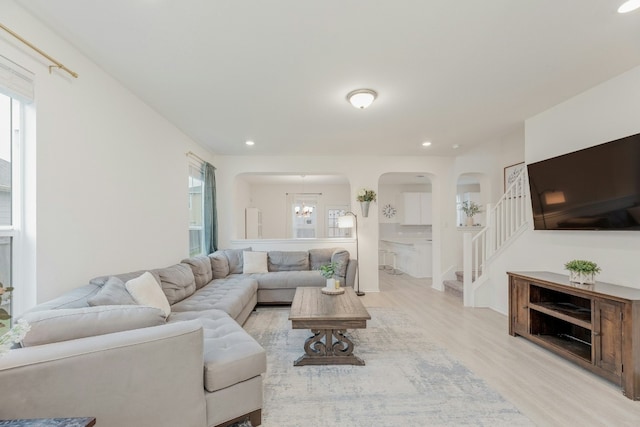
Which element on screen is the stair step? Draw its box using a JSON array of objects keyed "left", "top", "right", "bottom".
[
  {"left": 455, "top": 270, "right": 482, "bottom": 282},
  {"left": 443, "top": 279, "right": 463, "bottom": 299}
]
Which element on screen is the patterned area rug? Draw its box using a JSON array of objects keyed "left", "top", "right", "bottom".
[{"left": 243, "top": 307, "right": 534, "bottom": 427}]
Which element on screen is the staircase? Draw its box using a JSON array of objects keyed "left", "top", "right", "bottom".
[
  {"left": 443, "top": 271, "right": 464, "bottom": 298},
  {"left": 447, "top": 168, "right": 530, "bottom": 306},
  {"left": 444, "top": 271, "right": 480, "bottom": 300}
]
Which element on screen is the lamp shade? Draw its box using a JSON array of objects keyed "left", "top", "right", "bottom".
[
  {"left": 337, "top": 215, "right": 354, "bottom": 228},
  {"left": 347, "top": 89, "right": 377, "bottom": 109}
]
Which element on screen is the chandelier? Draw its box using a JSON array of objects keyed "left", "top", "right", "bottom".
[
  {"left": 295, "top": 204, "right": 314, "bottom": 217},
  {"left": 295, "top": 175, "right": 314, "bottom": 218}
]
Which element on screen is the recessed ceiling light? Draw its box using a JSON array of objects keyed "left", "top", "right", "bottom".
[
  {"left": 421, "top": 141, "right": 432, "bottom": 147},
  {"left": 618, "top": 0, "right": 640, "bottom": 13},
  {"left": 245, "top": 140, "right": 255, "bottom": 146},
  {"left": 452, "top": 144, "right": 460, "bottom": 149}
]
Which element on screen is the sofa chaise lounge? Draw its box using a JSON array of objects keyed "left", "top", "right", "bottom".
[{"left": 0, "top": 247, "right": 355, "bottom": 427}]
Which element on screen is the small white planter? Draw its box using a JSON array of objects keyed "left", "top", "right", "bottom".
[
  {"left": 569, "top": 271, "right": 595, "bottom": 285},
  {"left": 326, "top": 278, "right": 336, "bottom": 289}
]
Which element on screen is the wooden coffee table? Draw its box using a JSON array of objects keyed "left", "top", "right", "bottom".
[{"left": 289, "top": 287, "right": 371, "bottom": 366}]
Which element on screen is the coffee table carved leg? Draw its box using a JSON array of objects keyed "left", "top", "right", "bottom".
[{"left": 294, "top": 328, "right": 365, "bottom": 366}]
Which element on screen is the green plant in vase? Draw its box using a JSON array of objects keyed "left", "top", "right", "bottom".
[{"left": 564, "top": 259, "right": 601, "bottom": 285}]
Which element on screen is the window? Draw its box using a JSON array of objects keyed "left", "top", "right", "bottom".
[
  {"left": 0, "top": 93, "right": 21, "bottom": 334},
  {"left": 327, "top": 206, "right": 350, "bottom": 237},
  {"left": 188, "top": 161, "right": 204, "bottom": 256}
]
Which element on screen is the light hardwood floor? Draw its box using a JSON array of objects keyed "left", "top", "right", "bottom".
[{"left": 361, "top": 272, "right": 640, "bottom": 426}]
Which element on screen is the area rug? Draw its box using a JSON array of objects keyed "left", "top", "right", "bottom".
[{"left": 243, "top": 307, "right": 534, "bottom": 427}]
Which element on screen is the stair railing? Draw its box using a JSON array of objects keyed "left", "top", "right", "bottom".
[{"left": 463, "top": 168, "right": 529, "bottom": 306}]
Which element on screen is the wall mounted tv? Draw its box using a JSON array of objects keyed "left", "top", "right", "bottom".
[{"left": 527, "top": 132, "right": 640, "bottom": 231}]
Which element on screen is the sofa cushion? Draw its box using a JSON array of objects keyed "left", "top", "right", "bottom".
[
  {"left": 152, "top": 263, "right": 197, "bottom": 305},
  {"left": 21, "top": 284, "right": 100, "bottom": 313},
  {"left": 247, "top": 270, "right": 325, "bottom": 289},
  {"left": 181, "top": 256, "right": 213, "bottom": 290},
  {"left": 267, "top": 251, "right": 309, "bottom": 271},
  {"left": 309, "top": 248, "right": 334, "bottom": 270},
  {"left": 209, "top": 251, "right": 230, "bottom": 279},
  {"left": 90, "top": 270, "right": 162, "bottom": 288},
  {"left": 170, "top": 276, "right": 258, "bottom": 320},
  {"left": 331, "top": 248, "right": 350, "bottom": 278},
  {"left": 168, "top": 309, "right": 266, "bottom": 393},
  {"left": 126, "top": 272, "right": 171, "bottom": 317},
  {"left": 20, "top": 305, "right": 166, "bottom": 347},
  {"left": 223, "top": 247, "right": 251, "bottom": 275},
  {"left": 87, "top": 276, "right": 137, "bottom": 306},
  {"left": 243, "top": 251, "right": 268, "bottom": 274}
]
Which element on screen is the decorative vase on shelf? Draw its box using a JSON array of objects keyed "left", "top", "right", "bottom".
[
  {"left": 360, "top": 201, "right": 370, "bottom": 218},
  {"left": 466, "top": 216, "right": 474, "bottom": 226}
]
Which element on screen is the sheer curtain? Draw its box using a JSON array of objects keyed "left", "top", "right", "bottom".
[{"left": 203, "top": 162, "right": 218, "bottom": 253}]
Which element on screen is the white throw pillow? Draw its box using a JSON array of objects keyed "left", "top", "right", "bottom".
[
  {"left": 243, "top": 251, "right": 268, "bottom": 274},
  {"left": 125, "top": 271, "right": 171, "bottom": 317}
]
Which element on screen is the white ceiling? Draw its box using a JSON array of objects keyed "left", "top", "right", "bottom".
[{"left": 17, "top": 1, "right": 640, "bottom": 157}]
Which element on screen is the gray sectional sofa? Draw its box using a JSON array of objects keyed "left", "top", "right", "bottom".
[{"left": 0, "top": 247, "right": 355, "bottom": 427}]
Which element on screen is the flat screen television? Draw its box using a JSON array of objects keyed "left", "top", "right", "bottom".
[{"left": 527, "top": 132, "right": 640, "bottom": 231}]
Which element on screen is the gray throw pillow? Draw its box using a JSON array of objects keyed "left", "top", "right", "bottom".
[
  {"left": 88, "top": 276, "right": 137, "bottom": 306},
  {"left": 20, "top": 305, "right": 166, "bottom": 347},
  {"left": 331, "top": 249, "right": 350, "bottom": 278}
]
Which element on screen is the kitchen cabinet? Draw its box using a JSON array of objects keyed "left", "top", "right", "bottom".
[{"left": 402, "top": 192, "right": 431, "bottom": 225}]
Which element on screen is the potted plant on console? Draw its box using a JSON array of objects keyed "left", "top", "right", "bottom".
[{"left": 564, "top": 259, "right": 601, "bottom": 285}]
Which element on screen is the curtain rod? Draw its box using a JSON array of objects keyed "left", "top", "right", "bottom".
[
  {"left": 0, "top": 23, "right": 78, "bottom": 78},
  {"left": 186, "top": 151, "right": 206, "bottom": 163}
]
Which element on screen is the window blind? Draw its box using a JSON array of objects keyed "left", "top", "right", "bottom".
[{"left": 0, "top": 55, "right": 34, "bottom": 103}]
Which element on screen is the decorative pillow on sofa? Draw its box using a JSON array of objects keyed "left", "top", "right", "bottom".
[
  {"left": 125, "top": 272, "right": 171, "bottom": 317},
  {"left": 243, "top": 251, "right": 268, "bottom": 274},
  {"left": 331, "top": 249, "right": 350, "bottom": 278},
  {"left": 20, "top": 305, "right": 166, "bottom": 347},
  {"left": 87, "top": 276, "right": 137, "bottom": 306}
]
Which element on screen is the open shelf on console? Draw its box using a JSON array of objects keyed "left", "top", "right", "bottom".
[{"left": 529, "top": 309, "right": 592, "bottom": 362}]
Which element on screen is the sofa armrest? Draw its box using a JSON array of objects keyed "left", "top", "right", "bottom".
[
  {"left": 0, "top": 321, "right": 207, "bottom": 427},
  {"left": 345, "top": 259, "right": 358, "bottom": 288}
]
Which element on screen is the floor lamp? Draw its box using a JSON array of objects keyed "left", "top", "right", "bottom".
[{"left": 337, "top": 211, "right": 364, "bottom": 296}]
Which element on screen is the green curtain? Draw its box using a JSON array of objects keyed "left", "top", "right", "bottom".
[{"left": 204, "top": 162, "right": 218, "bottom": 253}]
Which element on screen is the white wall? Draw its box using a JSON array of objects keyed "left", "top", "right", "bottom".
[
  {"left": 2, "top": 3, "right": 215, "bottom": 309},
  {"left": 485, "top": 64, "right": 640, "bottom": 314},
  {"left": 215, "top": 155, "right": 455, "bottom": 293}
]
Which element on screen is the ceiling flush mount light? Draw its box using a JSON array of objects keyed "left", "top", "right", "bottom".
[
  {"left": 421, "top": 141, "right": 432, "bottom": 147},
  {"left": 452, "top": 144, "right": 461, "bottom": 149},
  {"left": 618, "top": 0, "right": 640, "bottom": 13},
  {"left": 347, "top": 89, "right": 377, "bottom": 109},
  {"left": 245, "top": 140, "right": 255, "bottom": 146}
]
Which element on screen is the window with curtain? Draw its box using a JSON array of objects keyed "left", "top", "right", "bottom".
[
  {"left": 0, "top": 55, "right": 33, "bottom": 332},
  {"left": 188, "top": 157, "right": 217, "bottom": 256},
  {"left": 188, "top": 160, "right": 205, "bottom": 256}
]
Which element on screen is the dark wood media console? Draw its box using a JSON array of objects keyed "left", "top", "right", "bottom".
[{"left": 508, "top": 271, "right": 640, "bottom": 400}]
